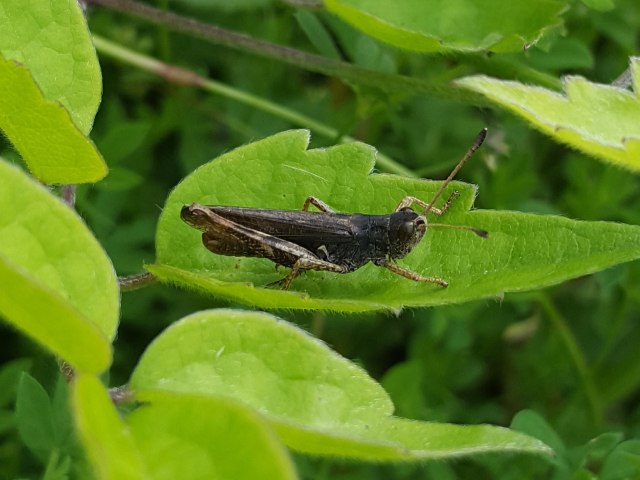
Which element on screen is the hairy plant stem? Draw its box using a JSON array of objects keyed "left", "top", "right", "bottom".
[
  {"left": 537, "top": 294, "right": 602, "bottom": 426},
  {"left": 119, "top": 271, "right": 157, "bottom": 291},
  {"left": 85, "top": 0, "right": 487, "bottom": 105},
  {"left": 92, "top": 35, "right": 417, "bottom": 177}
]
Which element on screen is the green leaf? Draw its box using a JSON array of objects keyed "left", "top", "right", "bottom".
[
  {"left": 72, "top": 375, "right": 147, "bottom": 480},
  {"left": 0, "top": 55, "right": 107, "bottom": 184},
  {"left": 0, "top": 358, "right": 31, "bottom": 408},
  {"left": 600, "top": 440, "right": 640, "bottom": 480},
  {"left": 16, "top": 373, "right": 56, "bottom": 461},
  {"left": 455, "top": 57, "right": 640, "bottom": 172},
  {"left": 130, "top": 310, "right": 552, "bottom": 460},
  {"left": 0, "top": 159, "right": 116, "bottom": 373},
  {"left": 0, "top": 0, "right": 102, "bottom": 135},
  {"left": 150, "top": 130, "right": 640, "bottom": 311},
  {"left": 129, "top": 391, "right": 299, "bottom": 480},
  {"left": 323, "top": 0, "right": 566, "bottom": 53},
  {"left": 296, "top": 11, "right": 342, "bottom": 60},
  {"left": 580, "top": 0, "right": 615, "bottom": 11}
]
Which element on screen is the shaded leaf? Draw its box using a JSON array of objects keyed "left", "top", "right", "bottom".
[
  {"left": 150, "top": 130, "right": 640, "bottom": 311},
  {"left": 0, "top": 55, "right": 107, "bottom": 183},
  {"left": 16, "top": 373, "right": 56, "bottom": 461},
  {"left": 455, "top": 57, "right": 640, "bottom": 171},
  {"left": 324, "top": 0, "right": 566, "bottom": 53},
  {"left": 130, "top": 310, "right": 553, "bottom": 460},
  {"left": 0, "top": 0, "right": 102, "bottom": 135},
  {"left": 0, "top": 159, "right": 115, "bottom": 373}
]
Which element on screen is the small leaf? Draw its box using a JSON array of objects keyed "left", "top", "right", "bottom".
[
  {"left": 580, "top": 0, "right": 615, "bottom": 11},
  {"left": 0, "top": 0, "right": 102, "bottom": 135},
  {"left": 599, "top": 440, "right": 640, "bottom": 480},
  {"left": 0, "top": 358, "right": 31, "bottom": 408},
  {"left": 130, "top": 310, "right": 552, "bottom": 460},
  {"left": 16, "top": 373, "right": 56, "bottom": 461},
  {"left": 129, "top": 391, "right": 299, "bottom": 480},
  {"left": 296, "top": 11, "right": 341, "bottom": 60},
  {"left": 150, "top": 130, "right": 640, "bottom": 311},
  {"left": 455, "top": 57, "right": 640, "bottom": 171},
  {"left": 0, "top": 159, "right": 116, "bottom": 373},
  {"left": 0, "top": 55, "right": 107, "bottom": 183},
  {"left": 324, "top": 0, "right": 566, "bottom": 53},
  {"left": 72, "top": 375, "right": 147, "bottom": 480}
]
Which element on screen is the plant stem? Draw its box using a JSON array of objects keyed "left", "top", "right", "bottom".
[
  {"left": 61, "top": 185, "right": 76, "bottom": 208},
  {"left": 119, "top": 271, "right": 157, "bottom": 291},
  {"left": 92, "top": 35, "right": 417, "bottom": 177},
  {"left": 537, "top": 294, "right": 603, "bottom": 425},
  {"left": 85, "top": 0, "right": 487, "bottom": 105},
  {"left": 108, "top": 384, "right": 135, "bottom": 404}
]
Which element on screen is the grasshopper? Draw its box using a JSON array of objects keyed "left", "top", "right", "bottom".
[{"left": 181, "top": 129, "right": 489, "bottom": 290}]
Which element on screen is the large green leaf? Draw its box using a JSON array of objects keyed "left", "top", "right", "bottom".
[
  {"left": 324, "top": 0, "right": 566, "bottom": 53},
  {"left": 130, "top": 310, "right": 552, "bottom": 460},
  {"left": 0, "top": 55, "right": 107, "bottom": 184},
  {"left": 129, "top": 391, "right": 298, "bottom": 480},
  {"left": 72, "top": 374, "right": 298, "bottom": 480},
  {"left": 150, "top": 130, "right": 640, "bottom": 312},
  {"left": 0, "top": 159, "right": 117, "bottom": 373},
  {"left": 0, "top": 0, "right": 102, "bottom": 135},
  {"left": 456, "top": 57, "right": 640, "bottom": 172}
]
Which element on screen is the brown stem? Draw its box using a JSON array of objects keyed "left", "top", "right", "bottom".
[
  {"left": 84, "top": 0, "right": 487, "bottom": 105},
  {"left": 109, "top": 384, "right": 136, "bottom": 405},
  {"left": 119, "top": 271, "right": 157, "bottom": 291},
  {"left": 62, "top": 185, "right": 76, "bottom": 208}
]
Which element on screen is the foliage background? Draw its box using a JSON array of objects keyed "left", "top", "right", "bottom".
[{"left": 1, "top": 0, "right": 640, "bottom": 478}]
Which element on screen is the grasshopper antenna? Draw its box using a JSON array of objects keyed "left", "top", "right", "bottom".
[
  {"left": 427, "top": 223, "right": 490, "bottom": 238},
  {"left": 424, "top": 128, "right": 487, "bottom": 216}
]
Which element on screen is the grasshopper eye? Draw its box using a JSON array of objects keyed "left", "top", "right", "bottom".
[{"left": 398, "top": 221, "right": 415, "bottom": 242}]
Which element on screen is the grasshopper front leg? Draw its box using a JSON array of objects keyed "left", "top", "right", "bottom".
[
  {"left": 378, "top": 260, "right": 448, "bottom": 288},
  {"left": 394, "top": 191, "right": 460, "bottom": 216}
]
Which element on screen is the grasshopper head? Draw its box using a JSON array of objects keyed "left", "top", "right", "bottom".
[
  {"left": 388, "top": 209, "right": 428, "bottom": 260},
  {"left": 181, "top": 203, "right": 212, "bottom": 232}
]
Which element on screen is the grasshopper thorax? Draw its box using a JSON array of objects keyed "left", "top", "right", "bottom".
[{"left": 387, "top": 208, "right": 428, "bottom": 260}]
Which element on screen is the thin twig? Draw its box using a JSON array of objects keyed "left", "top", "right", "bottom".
[
  {"left": 108, "top": 384, "right": 136, "bottom": 405},
  {"left": 62, "top": 185, "right": 76, "bottom": 208},
  {"left": 92, "top": 35, "right": 417, "bottom": 177},
  {"left": 538, "top": 294, "right": 602, "bottom": 426},
  {"left": 612, "top": 68, "right": 633, "bottom": 89},
  {"left": 119, "top": 271, "right": 157, "bottom": 292},
  {"left": 84, "top": 0, "right": 487, "bottom": 105}
]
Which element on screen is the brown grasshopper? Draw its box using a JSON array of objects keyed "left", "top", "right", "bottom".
[{"left": 181, "top": 129, "right": 488, "bottom": 290}]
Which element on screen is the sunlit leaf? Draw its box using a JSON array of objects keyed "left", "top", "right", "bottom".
[
  {"left": 150, "top": 130, "right": 640, "bottom": 311},
  {"left": 0, "top": 159, "right": 116, "bottom": 373},
  {"left": 72, "top": 375, "right": 147, "bottom": 480},
  {"left": 455, "top": 57, "right": 640, "bottom": 172},
  {"left": 324, "top": 0, "right": 566, "bottom": 53},
  {"left": 72, "top": 375, "right": 298, "bottom": 480},
  {"left": 0, "top": 55, "right": 107, "bottom": 184},
  {"left": 0, "top": 0, "right": 102, "bottom": 134},
  {"left": 130, "top": 310, "right": 553, "bottom": 460},
  {"left": 129, "top": 391, "right": 299, "bottom": 480}
]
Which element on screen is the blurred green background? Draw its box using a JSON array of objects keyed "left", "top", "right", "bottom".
[{"left": 1, "top": 0, "right": 640, "bottom": 478}]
